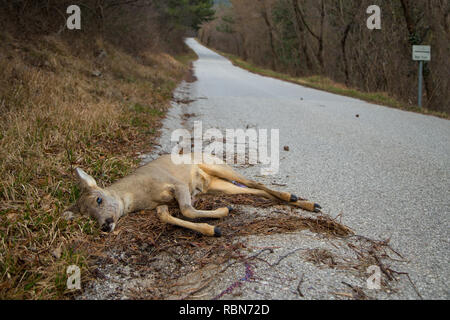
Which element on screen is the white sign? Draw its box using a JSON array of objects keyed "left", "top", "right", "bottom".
[{"left": 412, "top": 45, "right": 431, "bottom": 61}]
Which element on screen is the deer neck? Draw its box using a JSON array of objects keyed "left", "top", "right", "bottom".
[{"left": 107, "top": 188, "right": 134, "bottom": 217}]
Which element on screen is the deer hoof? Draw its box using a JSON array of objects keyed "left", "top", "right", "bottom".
[
  {"left": 227, "top": 205, "right": 233, "bottom": 212},
  {"left": 314, "top": 203, "right": 322, "bottom": 213},
  {"left": 214, "top": 227, "right": 222, "bottom": 237},
  {"left": 290, "top": 194, "right": 298, "bottom": 202}
]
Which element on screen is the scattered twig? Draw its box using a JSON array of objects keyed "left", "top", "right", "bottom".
[
  {"left": 214, "top": 263, "right": 254, "bottom": 300},
  {"left": 296, "top": 273, "right": 305, "bottom": 297},
  {"left": 181, "top": 276, "right": 215, "bottom": 300},
  {"left": 387, "top": 268, "right": 423, "bottom": 299},
  {"left": 374, "top": 255, "right": 394, "bottom": 281},
  {"left": 270, "top": 248, "right": 306, "bottom": 267},
  {"left": 342, "top": 281, "right": 369, "bottom": 300},
  {"left": 271, "top": 182, "right": 287, "bottom": 186},
  {"left": 332, "top": 291, "right": 353, "bottom": 298}
]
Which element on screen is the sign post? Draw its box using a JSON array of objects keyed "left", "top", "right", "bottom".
[
  {"left": 412, "top": 45, "right": 431, "bottom": 108},
  {"left": 418, "top": 60, "right": 423, "bottom": 108}
]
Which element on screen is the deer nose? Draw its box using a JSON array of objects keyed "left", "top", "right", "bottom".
[{"left": 101, "top": 218, "right": 114, "bottom": 232}]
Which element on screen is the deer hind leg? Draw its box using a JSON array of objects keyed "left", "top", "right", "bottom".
[
  {"left": 200, "top": 163, "right": 321, "bottom": 213},
  {"left": 174, "top": 184, "right": 231, "bottom": 220},
  {"left": 157, "top": 205, "right": 221, "bottom": 237},
  {"left": 207, "top": 178, "right": 320, "bottom": 212},
  {"left": 207, "top": 177, "right": 277, "bottom": 199}
]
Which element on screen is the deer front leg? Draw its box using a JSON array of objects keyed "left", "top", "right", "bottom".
[
  {"left": 174, "top": 184, "right": 231, "bottom": 220},
  {"left": 156, "top": 205, "right": 221, "bottom": 237}
]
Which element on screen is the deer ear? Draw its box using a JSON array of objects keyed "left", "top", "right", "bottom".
[
  {"left": 63, "top": 203, "right": 81, "bottom": 220},
  {"left": 75, "top": 168, "right": 97, "bottom": 190}
]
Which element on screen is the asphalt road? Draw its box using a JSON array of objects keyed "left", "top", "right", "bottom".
[{"left": 171, "top": 38, "right": 449, "bottom": 299}]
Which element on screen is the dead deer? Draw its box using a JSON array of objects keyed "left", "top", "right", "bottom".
[{"left": 63, "top": 153, "right": 321, "bottom": 236}]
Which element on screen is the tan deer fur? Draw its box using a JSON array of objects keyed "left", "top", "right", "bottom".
[{"left": 64, "top": 153, "right": 321, "bottom": 236}]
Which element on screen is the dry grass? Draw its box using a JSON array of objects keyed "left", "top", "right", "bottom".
[{"left": 0, "top": 31, "right": 196, "bottom": 299}]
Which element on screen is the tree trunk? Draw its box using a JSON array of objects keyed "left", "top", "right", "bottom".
[
  {"left": 291, "top": 0, "right": 314, "bottom": 72},
  {"left": 259, "top": 0, "right": 277, "bottom": 70},
  {"left": 317, "top": 0, "right": 325, "bottom": 72},
  {"left": 292, "top": 0, "right": 325, "bottom": 72},
  {"left": 341, "top": 22, "right": 352, "bottom": 85}
]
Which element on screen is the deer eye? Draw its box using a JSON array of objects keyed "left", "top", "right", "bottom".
[{"left": 96, "top": 197, "right": 103, "bottom": 205}]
